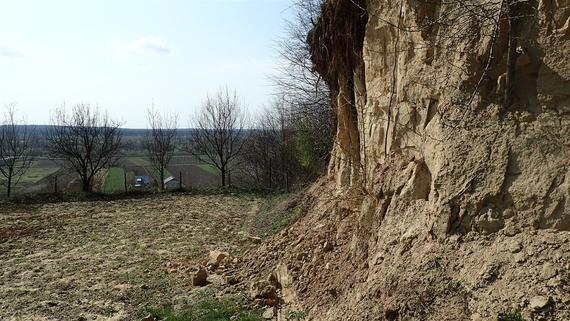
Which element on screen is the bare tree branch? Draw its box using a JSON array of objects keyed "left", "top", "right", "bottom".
[
  {"left": 0, "top": 104, "right": 35, "bottom": 197},
  {"left": 46, "top": 104, "right": 123, "bottom": 193},
  {"left": 185, "top": 87, "right": 247, "bottom": 187},
  {"left": 143, "top": 106, "right": 178, "bottom": 191}
]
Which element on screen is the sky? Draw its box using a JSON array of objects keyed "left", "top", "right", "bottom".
[{"left": 0, "top": 0, "right": 295, "bottom": 128}]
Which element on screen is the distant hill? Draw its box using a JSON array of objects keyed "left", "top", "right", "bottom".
[{"left": 5, "top": 125, "right": 199, "bottom": 138}]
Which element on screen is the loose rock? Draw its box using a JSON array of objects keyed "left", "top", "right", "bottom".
[
  {"left": 509, "top": 240, "right": 523, "bottom": 253},
  {"left": 541, "top": 263, "right": 557, "bottom": 280},
  {"left": 529, "top": 296, "right": 551, "bottom": 311},
  {"left": 140, "top": 314, "right": 158, "bottom": 321},
  {"left": 206, "top": 250, "right": 230, "bottom": 270},
  {"left": 192, "top": 266, "right": 208, "bottom": 286},
  {"left": 249, "top": 280, "right": 278, "bottom": 302},
  {"left": 262, "top": 307, "right": 274, "bottom": 319},
  {"left": 226, "top": 275, "right": 240, "bottom": 285}
]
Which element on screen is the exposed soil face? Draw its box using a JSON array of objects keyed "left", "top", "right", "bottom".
[
  {"left": 240, "top": 182, "right": 570, "bottom": 320},
  {"left": 0, "top": 194, "right": 261, "bottom": 321},
  {"left": 238, "top": 0, "right": 569, "bottom": 320}
]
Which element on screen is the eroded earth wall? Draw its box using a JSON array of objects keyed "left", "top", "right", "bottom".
[{"left": 243, "top": 1, "right": 569, "bottom": 320}]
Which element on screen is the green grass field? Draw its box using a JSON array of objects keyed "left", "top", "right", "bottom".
[
  {"left": 196, "top": 164, "right": 219, "bottom": 175},
  {"left": 17, "top": 166, "right": 60, "bottom": 184},
  {"left": 0, "top": 164, "right": 60, "bottom": 197},
  {"left": 127, "top": 157, "right": 150, "bottom": 167},
  {"left": 102, "top": 167, "right": 129, "bottom": 193}
]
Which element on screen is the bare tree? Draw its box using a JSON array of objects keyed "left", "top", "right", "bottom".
[
  {"left": 143, "top": 107, "right": 177, "bottom": 190},
  {"left": 186, "top": 88, "right": 247, "bottom": 187},
  {"left": 0, "top": 105, "right": 34, "bottom": 197},
  {"left": 270, "top": 99, "right": 296, "bottom": 191},
  {"left": 273, "top": 0, "right": 335, "bottom": 177},
  {"left": 46, "top": 104, "right": 123, "bottom": 193},
  {"left": 234, "top": 1, "right": 334, "bottom": 191},
  {"left": 274, "top": 0, "right": 330, "bottom": 114},
  {"left": 240, "top": 111, "right": 278, "bottom": 187},
  {"left": 242, "top": 99, "right": 297, "bottom": 190}
]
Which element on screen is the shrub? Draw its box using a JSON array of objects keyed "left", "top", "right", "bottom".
[{"left": 498, "top": 309, "right": 524, "bottom": 321}]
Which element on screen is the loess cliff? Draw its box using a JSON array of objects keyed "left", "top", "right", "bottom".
[{"left": 241, "top": 0, "right": 570, "bottom": 320}]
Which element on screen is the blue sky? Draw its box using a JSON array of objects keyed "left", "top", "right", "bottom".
[{"left": 0, "top": 0, "right": 294, "bottom": 128}]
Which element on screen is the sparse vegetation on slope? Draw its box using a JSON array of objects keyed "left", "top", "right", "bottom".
[
  {"left": 499, "top": 310, "right": 524, "bottom": 321},
  {"left": 143, "top": 300, "right": 263, "bottom": 321},
  {"left": 246, "top": 192, "right": 307, "bottom": 237}
]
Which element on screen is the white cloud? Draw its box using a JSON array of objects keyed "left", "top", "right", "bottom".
[
  {"left": 117, "top": 37, "right": 171, "bottom": 56},
  {"left": 0, "top": 43, "right": 26, "bottom": 58}
]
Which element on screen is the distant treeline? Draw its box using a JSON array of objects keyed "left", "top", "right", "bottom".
[{"left": 1, "top": 0, "right": 334, "bottom": 196}]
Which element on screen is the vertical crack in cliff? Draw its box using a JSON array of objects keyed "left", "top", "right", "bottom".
[{"left": 384, "top": 1, "right": 404, "bottom": 158}]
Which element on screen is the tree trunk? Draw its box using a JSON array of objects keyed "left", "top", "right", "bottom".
[
  {"left": 82, "top": 174, "right": 91, "bottom": 193},
  {"left": 221, "top": 168, "right": 226, "bottom": 187},
  {"left": 6, "top": 175, "right": 12, "bottom": 198},
  {"left": 504, "top": 0, "right": 518, "bottom": 108},
  {"left": 268, "top": 158, "right": 272, "bottom": 189},
  {"left": 124, "top": 171, "right": 128, "bottom": 193}
]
